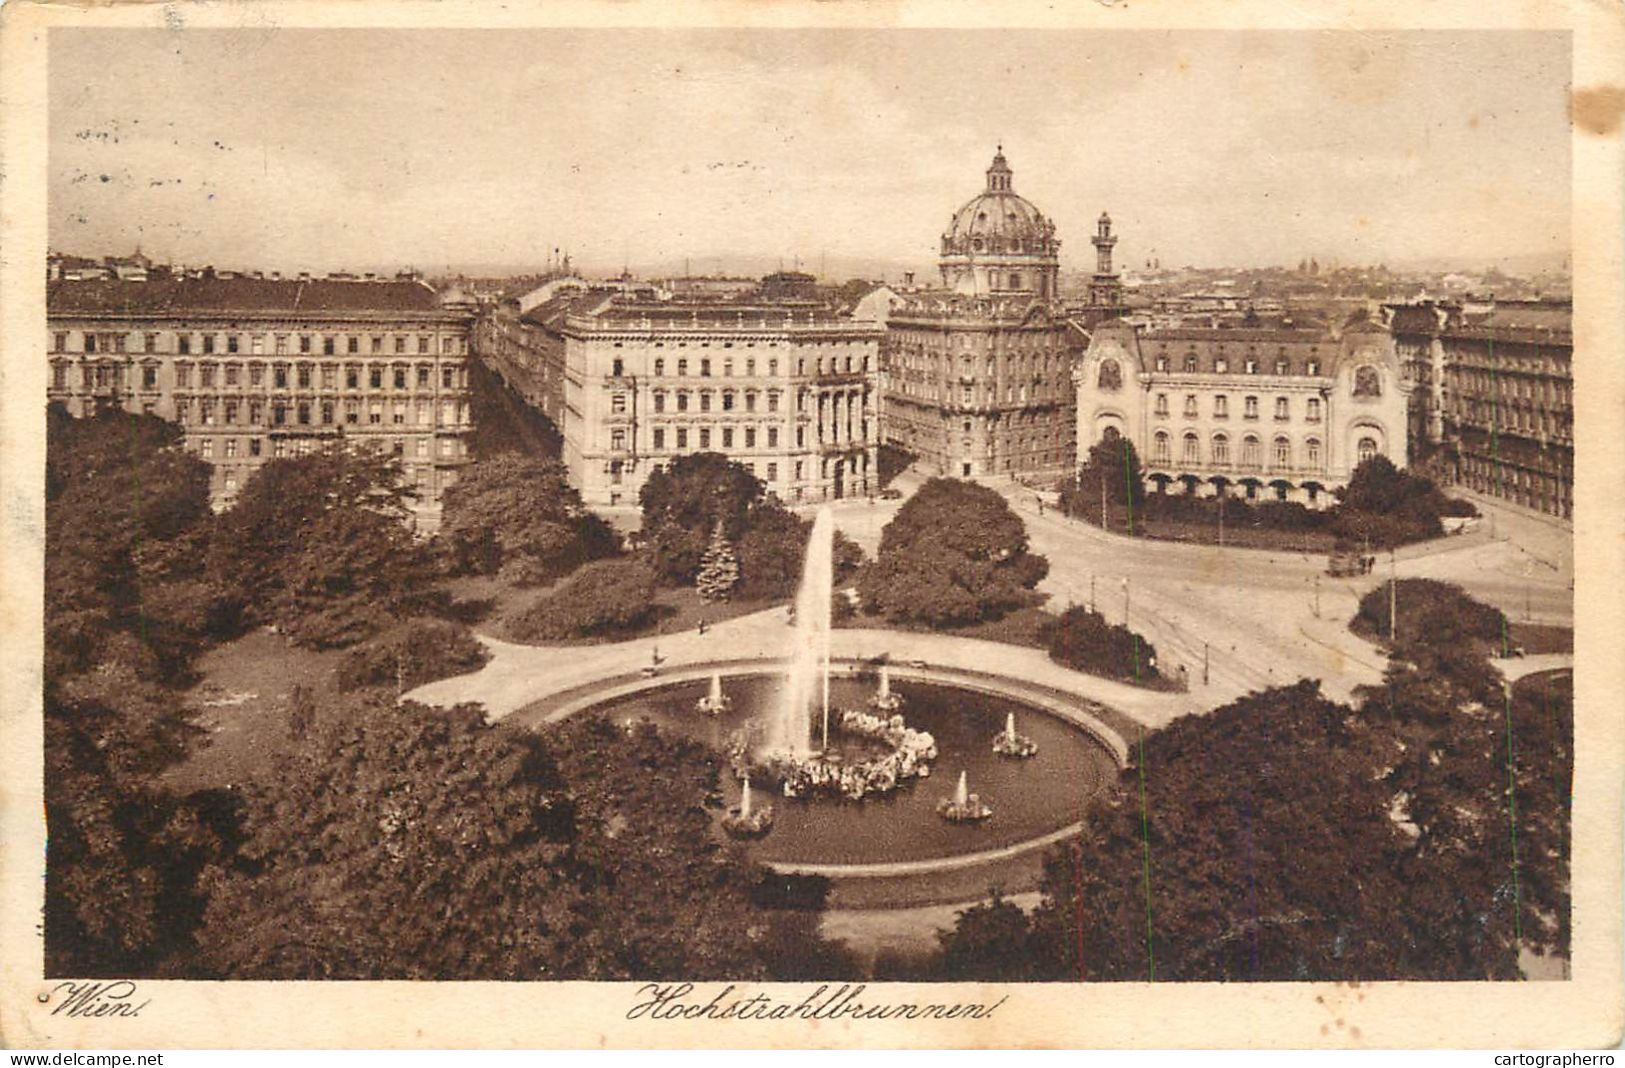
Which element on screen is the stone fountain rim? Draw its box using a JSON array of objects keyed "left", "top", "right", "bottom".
[{"left": 531, "top": 658, "right": 1132, "bottom": 880}]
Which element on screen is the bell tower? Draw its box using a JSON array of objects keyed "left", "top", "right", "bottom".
[{"left": 1088, "top": 211, "right": 1123, "bottom": 308}]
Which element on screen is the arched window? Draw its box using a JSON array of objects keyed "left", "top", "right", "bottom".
[
  {"left": 1212, "top": 433, "right": 1230, "bottom": 465},
  {"left": 1358, "top": 436, "right": 1379, "bottom": 463},
  {"left": 1097, "top": 359, "right": 1122, "bottom": 392},
  {"left": 1353, "top": 366, "right": 1381, "bottom": 397},
  {"left": 1241, "top": 435, "right": 1261, "bottom": 468},
  {"left": 1102, "top": 425, "right": 1122, "bottom": 443},
  {"left": 1182, "top": 432, "right": 1200, "bottom": 464},
  {"left": 1306, "top": 437, "right": 1322, "bottom": 468},
  {"left": 1273, "top": 435, "right": 1291, "bottom": 468},
  {"left": 1153, "top": 431, "right": 1171, "bottom": 464}
]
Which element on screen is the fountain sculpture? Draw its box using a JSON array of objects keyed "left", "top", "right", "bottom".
[
  {"left": 937, "top": 769, "right": 993, "bottom": 823},
  {"left": 696, "top": 672, "right": 731, "bottom": 716},
  {"left": 723, "top": 775, "right": 774, "bottom": 838},
  {"left": 992, "top": 710, "right": 1038, "bottom": 759},
  {"left": 869, "top": 663, "right": 904, "bottom": 712}
]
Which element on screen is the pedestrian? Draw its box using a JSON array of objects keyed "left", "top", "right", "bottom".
[{"left": 698, "top": 617, "right": 708, "bottom": 636}]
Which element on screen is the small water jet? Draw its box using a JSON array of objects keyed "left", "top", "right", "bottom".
[
  {"left": 869, "top": 663, "right": 904, "bottom": 712},
  {"left": 695, "top": 672, "right": 731, "bottom": 716},
  {"left": 992, "top": 709, "right": 1038, "bottom": 759},
  {"left": 723, "top": 775, "right": 774, "bottom": 838},
  {"left": 937, "top": 769, "right": 993, "bottom": 823}
]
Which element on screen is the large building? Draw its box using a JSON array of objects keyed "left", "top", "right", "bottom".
[
  {"left": 1386, "top": 298, "right": 1572, "bottom": 518},
  {"left": 1074, "top": 317, "right": 1410, "bottom": 506},
  {"left": 882, "top": 149, "right": 1113, "bottom": 480},
  {"left": 559, "top": 297, "right": 883, "bottom": 507},
  {"left": 47, "top": 273, "right": 476, "bottom": 528}
]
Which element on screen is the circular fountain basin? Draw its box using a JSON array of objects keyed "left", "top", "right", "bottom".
[{"left": 589, "top": 673, "right": 1119, "bottom": 869}]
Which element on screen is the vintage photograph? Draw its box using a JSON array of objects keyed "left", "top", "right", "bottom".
[{"left": 17, "top": 9, "right": 1605, "bottom": 1029}]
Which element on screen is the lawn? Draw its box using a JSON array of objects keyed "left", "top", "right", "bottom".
[{"left": 483, "top": 577, "right": 783, "bottom": 646}]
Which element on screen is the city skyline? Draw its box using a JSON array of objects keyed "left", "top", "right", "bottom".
[{"left": 51, "top": 29, "right": 1571, "bottom": 278}]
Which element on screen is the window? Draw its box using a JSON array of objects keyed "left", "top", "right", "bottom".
[
  {"left": 1275, "top": 396, "right": 1290, "bottom": 420},
  {"left": 442, "top": 367, "right": 455, "bottom": 389},
  {"left": 767, "top": 392, "right": 780, "bottom": 413},
  {"left": 654, "top": 358, "right": 665, "bottom": 377},
  {"left": 1153, "top": 431, "right": 1171, "bottom": 464},
  {"left": 204, "top": 335, "right": 217, "bottom": 355},
  {"left": 1275, "top": 358, "right": 1290, "bottom": 375},
  {"left": 224, "top": 400, "right": 238, "bottom": 424},
  {"left": 1306, "top": 397, "right": 1322, "bottom": 422},
  {"left": 747, "top": 359, "right": 756, "bottom": 376},
  {"left": 1214, "top": 358, "right": 1228, "bottom": 374},
  {"left": 611, "top": 429, "right": 626, "bottom": 451},
  {"left": 297, "top": 402, "right": 311, "bottom": 425},
  {"left": 722, "top": 427, "right": 734, "bottom": 448},
  {"left": 676, "top": 392, "right": 689, "bottom": 413},
  {"left": 767, "top": 427, "right": 779, "bottom": 448},
  {"left": 653, "top": 428, "right": 665, "bottom": 449},
  {"left": 298, "top": 364, "right": 312, "bottom": 388},
  {"left": 612, "top": 358, "right": 624, "bottom": 377},
  {"left": 769, "top": 359, "right": 779, "bottom": 376},
  {"left": 677, "top": 359, "right": 689, "bottom": 377},
  {"left": 1184, "top": 354, "right": 1198, "bottom": 372},
  {"left": 227, "top": 335, "right": 240, "bottom": 354},
  {"left": 1155, "top": 393, "right": 1170, "bottom": 416},
  {"left": 201, "top": 364, "right": 217, "bottom": 388},
  {"left": 347, "top": 337, "right": 359, "bottom": 355},
  {"left": 1097, "top": 359, "right": 1122, "bottom": 391},
  {"left": 300, "top": 335, "right": 313, "bottom": 354},
  {"left": 419, "top": 336, "right": 430, "bottom": 355},
  {"left": 323, "top": 337, "right": 336, "bottom": 356},
  {"left": 225, "top": 438, "right": 238, "bottom": 458},
  {"left": 1155, "top": 356, "right": 1169, "bottom": 372},
  {"left": 1353, "top": 366, "right": 1381, "bottom": 397},
  {"left": 745, "top": 428, "right": 756, "bottom": 448},
  {"left": 370, "top": 367, "right": 383, "bottom": 389},
  {"left": 1244, "top": 396, "right": 1259, "bottom": 420},
  {"left": 701, "top": 358, "right": 712, "bottom": 377},
  {"left": 395, "top": 336, "right": 407, "bottom": 354},
  {"left": 224, "top": 364, "right": 240, "bottom": 386},
  {"left": 53, "top": 332, "right": 66, "bottom": 352},
  {"left": 796, "top": 428, "right": 805, "bottom": 448},
  {"left": 200, "top": 438, "right": 213, "bottom": 458},
  {"left": 273, "top": 366, "right": 288, "bottom": 389},
  {"left": 144, "top": 333, "right": 157, "bottom": 354},
  {"left": 390, "top": 367, "right": 404, "bottom": 389},
  {"left": 1306, "top": 359, "right": 1320, "bottom": 375},
  {"left": 417, "top": 366, "right": 430, "bottom": 387},
  {"left": 1357, "top": 436, "right": 1379, "bottom": 463},
  {"left": 766, "top": 462, "right": 778, "bottom": 482},
  {"left": 322, "top": 402, "right": 334, "bottom": 425},
  {"left": 175, "top": 364, "right": 192, "bottom": 387},
  {"left": 249, "top": 401, "right": 263, "bottom": 424},
  {"left": 249, "top": 437, "right": 262, "bottom": 457},
  {"left": 142, "top": 365, "right": 157, "bottom": 389},
  {"left": 653, "top": 393, "right": 666, "bottom": 413},
  {"left": 722, "top": 391, "right": 735, "bottom": 411},
  {"left": 370, "top": 337, "right": 383, "bottom": 355},
  {"left": 1245, "top": 359, "right": 1257, "bottom": 374},
  {"left": 1183, "top": 394, "right": 1198, "bottom": 418},
  {"left": 1306, "top": 437, "right": 1322, "bottom": 467},
  {"left": 179, "top": 335, "right": 192, "bottom": 355},
  {"left": 1214, "top": 395, "right": 1229, "bottom": 418},
  {"left": 1241, "top": 435, "right": 1260, "bottom": 468},
  {"left": 611, "top": 393, "right": 627, "bottom": 414},
  {"left": 745, "top": 392, "right": 757, "bottom": 413},
  {"left": 1211, "top": 434, "right": 1230, "bottom": 465},
  {"left": 1274, "top": 436, "right": 1291, "bottom": 467},
  {"left": 345, "top": 401, "right": 359, "bottom": 425},
  {"left": 699, "top": 429, "right": 711, "bottom": 449},
  {"left": 272, "top": 403, "right": 287, "bottom": 426},
  {"left": 676, "top": 428, "right": 689, "bottom": 449}
]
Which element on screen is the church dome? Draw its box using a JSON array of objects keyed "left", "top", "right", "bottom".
[{"left": 941, "top": 149, "right": 1057, "bottom": 255}]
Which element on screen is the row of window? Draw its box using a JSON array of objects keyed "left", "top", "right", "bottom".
[
  {"left": 620, "top": 420, "right": 873, "bottom": 453},
  {"left": 1145, "top": 430, "right": 1367, "bottom": 470},
  {"left": 1153, "top": 393, "right": 1324, "bottom": 422},
  {"left": 56, "top": 331, "right": 466, "bottom": 357},
  {"left": 1150, "top": 354, "right": 1323, "bottom": 376},
  {"left": 52, "top": 360, "right": 468, "bottom": 392},
  {"left": 174, "top": 396, "right": 466, "bottom": 429},
  {"left": 187, "top": 434, "right": 461, "bottom": 461},
  {"left": 608, "top": 354, "right": 873, "bottom": 379}
]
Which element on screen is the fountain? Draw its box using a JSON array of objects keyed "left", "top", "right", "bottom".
[
  {"left": 937, "top": 769, "right": 993, "bottom": 823},
  {"left": 992, "top": 709, "right": 1038, "bottom": 759},
  {"left": 722, "top": 775, "right": 774, "bottom": 838},
  {"left": 766, "top": 507, "right": 835, "bottom": 756},
  {"left": 869, "top": 663, "right": 904, "bottom": 712},
  {"left": 696, "top": 671, "right": 731, "bottom": 716}
]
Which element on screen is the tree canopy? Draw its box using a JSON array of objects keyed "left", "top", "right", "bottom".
[
  {"left": 858, "top": 478, "right": 1048, "bottom": 626},
  {"left": 638, "top": 453, "right": 765, "bottom": 584},
  {"left": 507, "top": 556, "right": 659, "bottom": 642},
  {"left": 438, "top": 454, "right": 618, "bottom": 584},
  {"left": 1063, "top": 435, "right": 1147, "bottom": 519}
]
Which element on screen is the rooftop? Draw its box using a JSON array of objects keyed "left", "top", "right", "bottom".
[{"left": 48, "top": 277, "right": 462, "bottom": 318}]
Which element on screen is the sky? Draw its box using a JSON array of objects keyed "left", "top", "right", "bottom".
[{"left": 49, "top": 28, "right": 1572, "bottom": 278}]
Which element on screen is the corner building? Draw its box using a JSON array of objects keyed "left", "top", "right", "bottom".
[
  {"left": 561, "top": 299, "right": 882, "bottom": 507},
  {"left": 1075, "top": 318, "right": 1410, "bottom": 505},
  {"left": 882, "top": 150, "right": 1097, "bottom": 479},
  {"left": 47, "top": 276, "right": 475, "bottom": 528}
]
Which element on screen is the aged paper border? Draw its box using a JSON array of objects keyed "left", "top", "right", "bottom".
[{"left": 2, "top": 0, "right": 1621, "bottom": 1050}]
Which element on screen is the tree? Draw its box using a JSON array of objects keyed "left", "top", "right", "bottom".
[
  {"left": 1046, "top": 606, "right": 1160, "bottom": 683},
  {"left": 936, "top": 889, "right": 1038, "bottom": 981},
  {"left": 438, "top": 454, "right": 617, "bottom": 584},
  {"left": 1066, "top": 435, "right": 1147, "bottom": 520},
  {"left": 638, "top": 453, "right": 764, "bottom": 584},
  {"left": 1332, "top": 456, "right": 1449, "bottom": 548},
  {"left": 695, "top": 522, "right": 740, "bottom": 603},
  {"left": 858, "top": 478, "right": 1048, "bottom": 626},
  {"left": 735, "top": 505, "right": 810, "bottom": 601},
  {"left": 507, "top": 556, "right": 658, "bottom": 641},
  {"left": 336, "top": 617, "right": 490, "bottom": 693},
  {"left": 209, "top": 446, "right": 421, "bottom": 648}
]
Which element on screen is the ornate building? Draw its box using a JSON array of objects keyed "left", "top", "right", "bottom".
[
  {"left": 1074, "top": 318, "right": 1410, "bottom": 506},
  {"left": 560, "top": 297, "right": 882, "bottom": 507},
  {"left": 882, "top": 149, "right": 1101, "bottom": 479},
  {"left": 1386, "top": 298, "right": 1572, "bottom": 518},
  {"left": 47, "top": 274, "right": 475, "bottom": 529}
]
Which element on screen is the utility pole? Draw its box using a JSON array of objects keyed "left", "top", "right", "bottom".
[
  {"left": 1090, "top": 574, "right": 1097, "bottom": 613},
  {"left": 1100, "top": 471, "right": 1108, "bottom": 531},
  {"left": 1122, "top": 577, "right": 1131, "bottom": 625},
  {"left": 1314, "top": 573, "right": 1321, "bottom": 619},
  {"left": 1203, "top": 641, "right": 1210, "bottom": 686}
]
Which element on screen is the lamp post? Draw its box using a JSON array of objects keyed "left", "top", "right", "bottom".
[
  {"left": 1389, "top": 549, "right": 1398, "bottom": 642},
  {"left": 1122, "top": 576, "right": 1130, "bottom": 625}
]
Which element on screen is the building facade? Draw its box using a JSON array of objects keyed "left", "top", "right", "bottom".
[
  {"left": 1387, "top": 298, "right": 1572, "bottom": 518},
  {"left": 560, "top": 299, "right": 883, "bottom": 507},
  {"left": 47, "top": 275, "right": 475, "bottom": 527},
  {"left": 1075, "top": 319, "right": 1410, "bottom": 505},
  {"left": 882, "top": 149, "right": 1100, "bottom": 479}
]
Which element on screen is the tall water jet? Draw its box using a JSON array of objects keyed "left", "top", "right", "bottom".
[
  {"left": 955, "top": 770, "right": 969, "bottom": 807},
  {"left": 768, "top": 506, "right": 835, "bottom": 756}
]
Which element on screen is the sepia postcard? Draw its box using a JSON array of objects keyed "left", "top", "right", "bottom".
[{"left": 1, "top": 0, "right": 1622, "bottom": 1051}]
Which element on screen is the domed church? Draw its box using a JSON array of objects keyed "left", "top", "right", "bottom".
[
  {"left": 938, "top": 148, "right": 1062, "bottom": 300},
  {"left": 880, "top": 149, "right": 1119, "bottom": 480}
]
